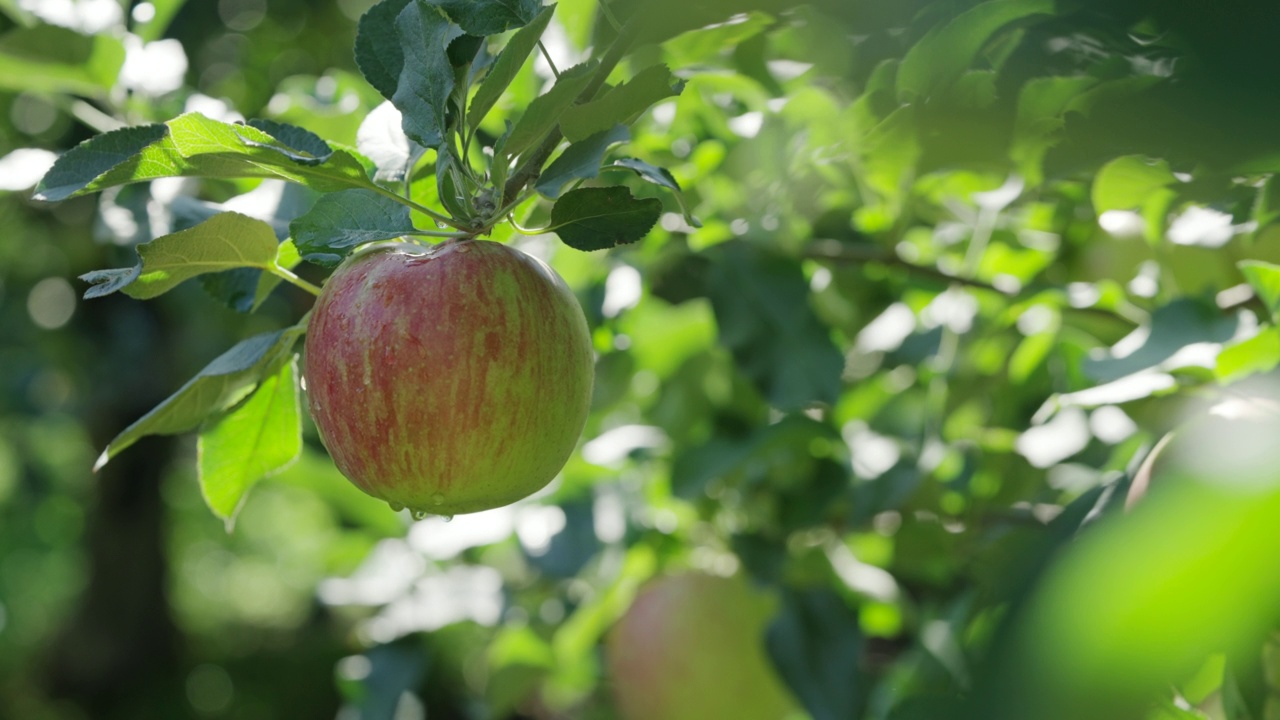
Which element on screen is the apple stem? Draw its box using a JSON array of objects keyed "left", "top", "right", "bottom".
[{"left": 272, "top": 266, "right": 322, "bottom": 296}]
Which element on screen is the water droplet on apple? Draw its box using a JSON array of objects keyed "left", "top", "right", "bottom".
[
  {"left": 440, "top": 514, "right": 454, "bottom": 522},
  {"left": 410, "top": 508, "right": 429, "bottom": 521},
  {"left": 388, "top": 501, "right": 405, "bottom": 512},
  {"left": 431, "top": 492, "right": 445, "bottom": 506}
]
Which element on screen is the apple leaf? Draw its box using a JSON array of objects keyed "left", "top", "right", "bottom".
[
  {"left": 291, "top": 189, "right": 416, "bottom": 265},
  {"left": 391, "top": 1, "right": 463, "bottom": 149},
  {"left": 242, "top": 118, "right": 335, "bottom": 165},
  {"left": 897, "top": 0, "right": 1053, "bottom": 102},
  {"left": 251, "top": 239, "right": 301, "bottom": 311},
  {"left": 0, "top": 25, "right": 125, "bottom": 97},
  {"left": 467, "top": 3, "right": 556, "bottom": 130},
  {"left": 94, "top": 328, "right": 302, "bottom": 471},
  {"left": 79, "top": 212, "right": 281, "bottom": 300},
  {"left": 550, "top": 186, "right": 661, "bottom": 251},
  {"left": 499, "top": 60, "right": 596, "bottom": 166},
  {"left": 1216, "top": 328, "right": 1280, "bottom": 384},
  {"left": 705, "top": 242, "right": 844, "bottom": 411},
  {"left": 766, "top": 588, "right": 865, "bottom": 720},
  {"left": 559, "top": 64, "right": 685, "bottom": 143},
  {"left": 1010, "top": 76, "right": 1098, "bottom": 186},
  {"left": 354, "top": 0, "right": 413, "bottom": 100},
  {"left": 536, "top": 125, "right": 630, "bottom": 199},
  {"left": 1240, "top": 260, "right": 1280, "bottom": 322},
  {"left": 198, "top": 357, "right": 302, "bottom": 529},
  {"left": 35, "top": 113, "right": 374, "bottom": 202},
  {"left": 611, "top": 157, "right": 701, "bottom": 227},
  {"left": 431, "top": 0, "right": 542, "bottom": 36},
  {"left": 34, "top": 124, "right": 168, "bottom": 202},
  {"left": 1092, "top": 155, "right": 1177, "bottom": 213}
]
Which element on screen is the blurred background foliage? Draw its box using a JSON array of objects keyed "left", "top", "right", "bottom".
[{"left": 4, "top": 0, "right": 1280, "bottom": 718}]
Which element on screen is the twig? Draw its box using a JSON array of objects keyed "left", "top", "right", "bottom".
[{"left": 803, "top": 239, "right": 1009, "bottom": 295}]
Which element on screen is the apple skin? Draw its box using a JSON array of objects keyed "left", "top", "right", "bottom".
[
  {"left": 303, "top": 240, "right": 593, "bottom": 516},
  {"left": 606, "top": 573, "right": 802, "bottom": 720}
]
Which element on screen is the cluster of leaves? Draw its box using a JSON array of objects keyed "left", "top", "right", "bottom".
[{"left": 29, "top": 0, "right": 699, "bottom": 527}]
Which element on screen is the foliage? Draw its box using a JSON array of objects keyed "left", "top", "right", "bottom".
[{"left": 3, "top": 0, "right": 1280, "bottom": 718}]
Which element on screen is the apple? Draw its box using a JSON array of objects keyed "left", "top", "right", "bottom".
[
  {"left": 606, "top": 572, "right": 802, "bottom": 720},
  {"left": 303, "top": 240, "right": 594, "bottom": 516}
]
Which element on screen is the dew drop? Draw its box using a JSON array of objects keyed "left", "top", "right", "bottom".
[
  {"left": 431, "top": 493, "right": 445, "bottom": 506},
  {"left": 410, "top": 508, "right": 429, "bottom": 521},
  {"left": 388, "top": 501, "right": 405, "bottom": 512},
  {"left": 440, "top": 514, "right": 454, "bottom": 523}
]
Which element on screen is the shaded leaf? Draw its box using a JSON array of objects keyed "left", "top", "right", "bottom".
[
  {"left": 897, "top": 0, "right": 1053, "bottom": 102},
  {"left": 198, "top": 358, "right": 302, "bottom": 528},
  {"left": 391, "top": 1, "right": 463, "bottom": 149},
  {"left": 705, "top": 242, "right": 844, "bottom": 411},
  {"left": 80, "top": 266, "right": 142, "bottom": 299},
  {"left": 537, "top": 125, "right": 629, "bottom": 199},
  {"left": 560, "top": 64, "right": 685, "bottom": 142},
  {"left": 467, "top": 3, "right": 555, "bottom": 130},
  {"left": 291, "top": 189, "right": 416, "bottom": 265},
  {"left": 355, "top": 0, "right": 413, "bottom": 99},
  {"left": 243, "top": 119, "right": 334, "bottom": 165},
  {"left": 766, "top": 588, "right": 864, "bottom": 720},
  {"left": 550, "top": 186, "right": 660, "bottom": 251},
  {"left": 431, "top": 0, "right": 541, "bottom": 35},
  {"left": 611, "top": 157, "right": 701, "bottom": 227},
  {"left": 94, "top": 329, "right": 302, "bottom": 470}
]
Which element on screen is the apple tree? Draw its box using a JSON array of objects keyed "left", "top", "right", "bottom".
[{"left": 3, "top": 0, "right": 1280, "bottom": 718}]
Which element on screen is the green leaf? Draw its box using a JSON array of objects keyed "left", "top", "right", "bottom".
[
  {"left": 391, "top": 1, "right": 462, "bottom": 149},
  {"left": 766, "top": 588, "right": 864, "bottom": 720},
  {"left": 80, "top": 212, "right": 280, "bottom": 300},
  {"left": 135, "top": 212, "right": 281, "bottom": 299},
  {"left": 355, "top": 0, "right": 413, "bottom": 100},
  {"left": 94, "top": 329, "right": 302, "bottom": 471},
  {"left": 34, "top": 124, "right": 168, "bottom": 202},
  {"left": 560, "top": 64, "right": 685, "bottom": 143},
  {"left": 1011, "top": 76, "right": 1098, "bottom": 186},
  {"left": 134, "top": 0, "right": 189, "bottom": 41},
  {"left": 431, "top": 0, "right": 541, "bottom": 35},
  {"left": 35, "top": 113, "right": 374, "bottom": 202},
  {"left": 198, "top": 358, "right": 302, "bottom": 528},
  {"left": 1254, "top": 175, "right": 1280, "bottom": 230},
  {"left": 500, "top": 60, "right": 596, "bottom": 165},
  {"left": 897, "top": 0, "right": 1053, "bottom": 102},
  {"left": 0, "top": 25, "right": 125, "bottom": 96},
  {"left": 467, "top": 3, "right": 556, "bottom": 130},
  {"left": 290, "top": 189, "right": 416, "bottom": 265},
  {"left": 550, "top": 186, "right": 661, "bottom": 251},
  {"left": 1216, "top": 328, "right": 1280, "bottom": 384},
  {"left": 1092, "top": 155, "right": 1177, "bottom": 213},
  {"left": 611, "top": 157, "right": 701, "bottom": 227},
  {"left": 705, "top": 242, "right": 844, "bottom": 411},
  {"left": 250, "top": 239, "right": 300, "bottom": 311},
  {"left": 1239, "top": 261, "right": 1280, "bottom": 321},
  {"left": 536, "top": 124, "right": 629, "bottom": 199}
]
